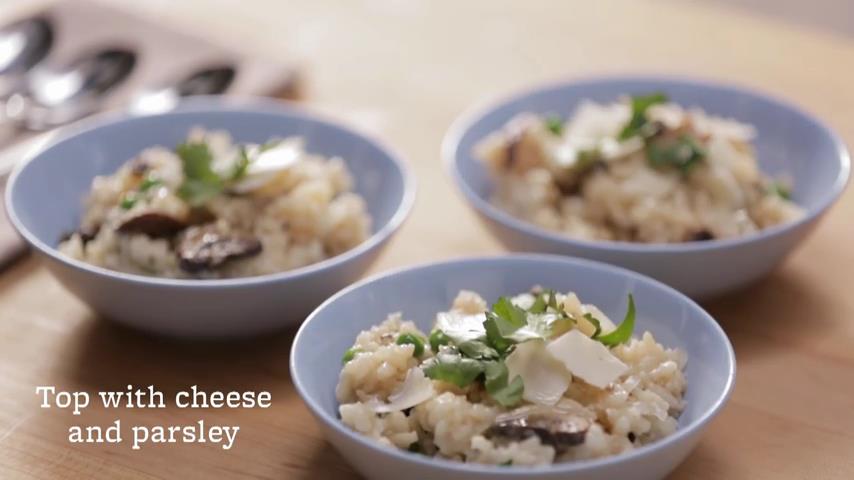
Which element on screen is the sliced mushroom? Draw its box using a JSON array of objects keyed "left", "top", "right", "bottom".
[
  {"left": 59, "top": 225, "right": 100, "bottom": 245},
  {"left": 689, "top": 229, "right": 715, "bottom": 242},
  {"left": 78, "top": 225, "right": 100, "bottom": 243},
  {"left": 130, "top": 158, "right": 151, "bottom": 176},
  {"left": 177, "top": 224, "right": 262, "bottom": 273},
  {"left": 117, "top": 211, "right": 186, "bottom": 238},
  {"left": 485, "top": 404, "right": 592, "bottom": 451}
]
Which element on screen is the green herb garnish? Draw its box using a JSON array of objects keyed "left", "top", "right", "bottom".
[
  {"left": 230, "top": 146, "right": 251, "bottom": 181},
  {"left": 176, "top": 142, "right": 225, "bottom": 206},
  {"left": 768, "top": 181, "right": 792, "bottom": 200},
  {"left": 487, "top": 297, "right": 527, "bottom": 336},
  {"left": 428, "top": 329, "right": 451, "bottom": 353},
  {"left": 484, "top": 317, "right": 513, "bottom": 355},
  {"left": 341, "top": 347, "right": 362, "bottom": 364},
  {"left": 422, "top": 352, "right": 485, "bottom": 388},
  {"left": 576, "top": 148, "right": 600, "bottom": 169},
  {"left": 259, "top": 139, "right": 283, "bottom": 152},
  {"left": 544, "top": 115, "right": 564, "bottom": 136},
  {"left": 138, "top": 176, "right": 162, "bottom": 192},
  {"left": 396, "top": 333, "right": 425, "bottom": 357},
  {"left": 618, "top": 93, "right": 668, "bottom": 140},
  {"left": 483, "top": 361, "right": 524, "bottom": 407},
  {"left": 457, "top": 340, "right": 500, "bottom": 360},
  {"left": 119, "top": 193, "right": 138, "bottom": 210},
  {"left": 596, "top": 294, "right": 636, "bottom": 346},
  {"left": 646, "top": 134, "right": 706, "bottom": 174},
  {"left": 584, "top": 313, "right": 602, "bottom": 338}
]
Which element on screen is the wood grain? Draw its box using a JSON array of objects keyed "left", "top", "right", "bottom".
[{"left": 1, "top": 0, "right": 853, "bottom": 479}]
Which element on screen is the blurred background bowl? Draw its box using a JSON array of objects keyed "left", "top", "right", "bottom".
[
  {"left": 444, "top": 76, "right": 850, "bottom": 298},
  {"left": 5, "top": 97, "right": 415, "bottom": 337},
  {"left": 291, "top": 254, "right": 735, "bottom": 480}
]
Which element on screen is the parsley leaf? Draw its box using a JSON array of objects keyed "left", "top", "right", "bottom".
[
  {"left": 458, "top": 340, "right": 500, "bottom": 360},
  {"left": 596, "top": 294, "right": 636, "bottom": 346},
  {"left": 646, "top": 134, "right": 706, "bottom": 174},
  {"left": 230, "top": 146, "right": 251, "bottom": 181},
  {"left": 484, "top": 316, "right": 514, "bottom": 355},
  {"left": 488, "top": 297, "right": 528, "bottom": 336},
  {"left": 120, "top": 193, "right": 137, "bottom": 210},
  {"left": 768, "top": 180, "right": 792, "bottom": 200},
  {"left": 484, "top": 361, "right": 524, "bottom": 407},
  {"left": 176, "top": 142, "right": 225, "bottom": 206},
  {"left": 138, "top": 176, "right": 162, "bottom": 192},
  {"left": 544, "top": 115, "right": 564, "bottom": 136},
  {"left": 618, "top": 93, "right": 668, "bottom": 140},
  {"left": 584, "top": 312, "right": 602, "bottom": 338},
  {"left": 422, "top": 352, "right": 485, "bottom": 388},
  {"left": 428, "top": 329, "right": 451, "bottom": 353}
]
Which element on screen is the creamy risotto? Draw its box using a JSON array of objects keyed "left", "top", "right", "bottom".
[
  {"left": 336, "top": 288, "right": 686, "bottom": 466},
  {"left": 476, "top": 94, "right": 804, "bottom": 243},
  {"left": 59, "top": 128, "right": 371, "bottom": 278}
]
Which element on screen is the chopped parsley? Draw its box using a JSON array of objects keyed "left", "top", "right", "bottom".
[
  {"left": 584, "top": 312, "right": 602, "bottom": 338},
  {"left": 646, "top": 134, "right": 706, "bottom": 174},
  {"left": 119, "top": 194, "right": 138, "bottom": 210},
  {"left": 768, "top": 180, "right": 792, "bottom": 200},
  {"left": 120, "top": 174, "right": 162, "bottom": 210},
  {"left": 595, "top": 294, "right": 636, "bottom": 346},
  {"left": 176, "top": 142, "right": 225, "bottom": 206},
  {"left": 486, "top": 297, "right": 527, "bottom": 336},
  {"left": 483, "top": 361, "right": 524, "bottom": 407},
  {"left": 421, "top": 290, "right": 637, "bottom": 408},
  {"left": 422, "top": 351, "right": 485, "bottom": 388},
  {"left": 618, "top": 93, "right": 668, "bottom": 140},
  {"left": 138, "top": 176, "right": 162, "bottom": 192},
  {"left": 457, "top": 340, "right": 499, "bottom": 360},
  {"left": 544, "top": 115, "right": 564, "bottom": 136},
  {"left": 230, "top": 146, "right": 251, "bottom": 181}
]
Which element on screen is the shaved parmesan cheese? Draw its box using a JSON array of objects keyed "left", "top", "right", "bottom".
[
  {"left": 373, "top": 368, "right": 435, "bottom": 413},
  {"left": 505, "top": 340, "right": 571, "bottom": 405},
  {"left": 231, "top": 139, "right": 304, "bottom": 194},
  {"left": 435, "top": 311, "right": 486, "bottom": 344},
  {"left": 546, "top": 330, "right": 628, "bottom": 389},
  {"left": 507, "top": 312, "right": 563, "bottom": 342}
]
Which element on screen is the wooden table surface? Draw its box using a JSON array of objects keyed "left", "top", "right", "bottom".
[{"left": 2, "top": 1, "right": 853, "bottom": 479}]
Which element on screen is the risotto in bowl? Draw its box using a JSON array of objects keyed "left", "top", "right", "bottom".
[
  {"left": 291, "top": 255, "right": 735, "bottom": 480},
  {"left": 6, "top": 98, "right": 414, "bottom": 337},
  {"left": 445, "top": 76, "right": 850, "bottom": 298}
]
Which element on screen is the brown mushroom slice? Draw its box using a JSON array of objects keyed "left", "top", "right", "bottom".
[
  {"left": 177, "top": 225, "right": 262, "bottom": 273},
  {"left": 485, "top": 404, "right": 591, "bottom": 451},
  {"left": 117, "top": 211, "right": 186, "bottom": 238}
]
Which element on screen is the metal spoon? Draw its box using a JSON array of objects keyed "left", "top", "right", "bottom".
[
  {"left": 4, "top": 48, "right": 136, "bottom": 131},
  {"left": 0, "top": 16, "right": 53, "bottom": 96},
  {"left": 129, "top": 65, "right": 236, "bottom": 114}
]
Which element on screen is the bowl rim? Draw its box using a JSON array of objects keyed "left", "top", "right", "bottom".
[
  {"left": 442, "top": 73, "right": 851, "bottom": 254},
  {"left": 290, "top": 253, "right": 737, "bottom": 475},
  {"left": 5, "top": 96, "right": 417, "bottom": 288}
]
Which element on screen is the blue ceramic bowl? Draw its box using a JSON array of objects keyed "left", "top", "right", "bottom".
[
  {"left": 444, "top": 76, "right": 850, "bottom": 298},
  {"left": 6, "top": 98, "right": 415, "bottom": 337},
  {"left": 291, "top": 254, "right": 735, "bottom": 480}
]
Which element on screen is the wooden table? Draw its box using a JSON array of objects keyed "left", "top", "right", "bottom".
[{"left": 2, "top": 1, "right": 853, "bottom": 478}]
